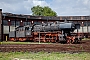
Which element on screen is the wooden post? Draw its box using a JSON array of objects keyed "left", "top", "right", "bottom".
[
  {"left": 6, "top": 36, "right": 7, "bottom": 42},
  {"left": 0, "top": 9, "right": 2, "bottom": 42},
  {"left": 39, "top": 32, "right": 40, "bottom": 44}
]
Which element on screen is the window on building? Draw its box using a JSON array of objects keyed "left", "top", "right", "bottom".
[
  {"left": 84, "top": 16, "right": 89, "bottom": 19},
  {"left": 73, "top": 21, "right": 78, "bottom": 24},
  {"left": 3, "top": 26, "right": 9, "bottom": 34},
  {"left": 83, "top": 21, "right": 87, "bottom": 26},
  {"left": 11, "top": 20, "right": 15, "bottom": 26},
  {"left": 16, "top": 21, "right": 20, "bottom": 26},
  {"left": 23, "top": 22, "right": 27, "bottom": 26},
  {"left": 23, "top": 22, "right": 31, "bottom": 26},
  {"left": 26, "top": 22, "right": 31, "bottom": 25},
  {"left": 62, "top": 17, "right": 67, "bottom": 20},
  {"left": 27, "top": 22, "right": 31, "bottom": 25},
  {"left": 72, "top": 16, "right": 81, "bottom": 20},
  {"left": 87, "top": 22, "right": 90, "bottom": 26},
  {"left": 34, "top": 21, "right": 41, "bottom": 25},
  {"left": 3, "top": 20, "right": 8, "bottom": 25}
]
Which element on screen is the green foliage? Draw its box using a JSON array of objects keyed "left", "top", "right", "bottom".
[
  {"left": 31, "top": 5, "right": 57, "bottom": 16},
  {"left": 0, "top": 52, "right": 90, "bottom": 60}
]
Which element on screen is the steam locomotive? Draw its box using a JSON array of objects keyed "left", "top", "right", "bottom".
[{"left": 9, "top": 21, "right": 82, "bottom": 43}]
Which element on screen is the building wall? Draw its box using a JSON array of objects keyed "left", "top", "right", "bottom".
[{"left": 0, "top": 9, "right": 2, "bottom": 41}]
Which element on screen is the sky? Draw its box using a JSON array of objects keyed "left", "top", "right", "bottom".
[{"left": 0, "top": 0, "right": 90, "bottom": 16}]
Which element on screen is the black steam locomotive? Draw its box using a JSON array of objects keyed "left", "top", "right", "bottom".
[{"left": 9, "top": 21, "right": 82, "bottom": 43}]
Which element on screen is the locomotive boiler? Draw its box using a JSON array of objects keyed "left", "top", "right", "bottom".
[{"left": 9, "top": 21, "right": 82, "bottom": 43}]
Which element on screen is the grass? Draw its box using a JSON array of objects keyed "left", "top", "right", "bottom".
[
  {"left": 0, "top": 52, "right": 90, "bottom": 60},
  {"left": 0, "top": 41, "right": 52, "bottom": 44},
  {"left": 0, "top": 41, "right": 32, "bottom": 44},
  {"left": 82, "top": 38, "right": 90, "bottom": 40}
]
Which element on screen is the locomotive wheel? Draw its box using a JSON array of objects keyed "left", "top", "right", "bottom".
[
  {"left": 74, "top": 39, "right": 78, "bottom": 43},
  {"left": 71, "top": 40, "right": 74, "bottom": 44},
  {"left": 71, "top": 36, "right": 75, "bottom": 44},
  {"left": 67, "top": 39, "right": 75, "bottom": 44},
  {"left": 66, "top": 36, "right": 71, "bottom": 44},
  {"left": 67, "top": 39, "right": 71, "bottom": 44},
  {"left": 66, "top": 36, "right": 76, "bottom": 44},
  {"left": 13, "top": 38, "right": 17, "bottom": 42}
]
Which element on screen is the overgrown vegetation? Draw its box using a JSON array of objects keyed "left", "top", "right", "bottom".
[
  {"left": 82, "top": 38, "right": 90, "bottom": 40},
  {"left": 0, "top": 52, "right": 90, "bottom": 60}
]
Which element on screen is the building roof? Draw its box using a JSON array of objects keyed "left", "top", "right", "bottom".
[{"left": 2, "top": 13, "right": 90, "bottom": 21}]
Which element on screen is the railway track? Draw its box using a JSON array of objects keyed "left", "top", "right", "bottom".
[{"left": 0, "top": 40, "right": 90, "bottom": 53}]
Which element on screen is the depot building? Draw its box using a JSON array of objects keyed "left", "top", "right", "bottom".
[{"left": 0, "top": 9, "right": 90, "bottom": 41}]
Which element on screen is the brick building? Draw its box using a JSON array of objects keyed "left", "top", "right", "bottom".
[{"left": 0, "top": 9, "right": 90, "bottom": 41}]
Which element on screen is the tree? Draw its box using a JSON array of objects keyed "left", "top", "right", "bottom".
[{"left": 31, "top": 5, "right": 57, "bottom": 16}]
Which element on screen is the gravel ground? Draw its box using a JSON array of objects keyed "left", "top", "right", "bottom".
[{"left": 0, "top": 40, "right": 90, "bottom": 53}]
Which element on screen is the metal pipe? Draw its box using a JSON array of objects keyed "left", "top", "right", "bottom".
[
  {"left": 62, "top": 30, "right": 63, "bottom": 40},
  {"left": 82, "top": 22, "right": 84, "bottom": 37},
  {"left": 87, "top": 19, "right": 88, "bottom": 33}
]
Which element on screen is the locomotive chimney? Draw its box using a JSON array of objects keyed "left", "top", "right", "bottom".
[{"left": 64, "top": 19, "right": 67, "bottom": 22}]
